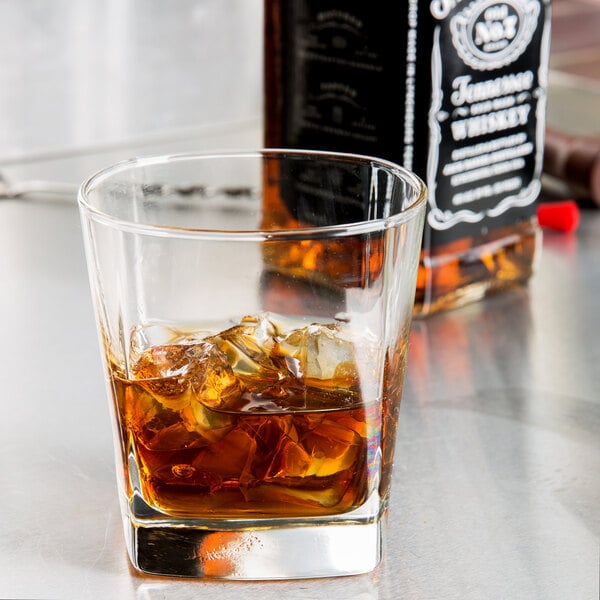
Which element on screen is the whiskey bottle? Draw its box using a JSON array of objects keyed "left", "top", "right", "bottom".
[{"left": 264, "top": 0, "right": 552, "bottom": 315}]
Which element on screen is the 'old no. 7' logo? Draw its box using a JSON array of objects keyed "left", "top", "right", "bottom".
[{"left": 450, "top": 0, "right": 540, "bottom": 70}]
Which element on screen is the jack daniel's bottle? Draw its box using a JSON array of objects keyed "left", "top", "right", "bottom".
[{"left": 264, "top": 0, "right": 552, "bottom": 314}]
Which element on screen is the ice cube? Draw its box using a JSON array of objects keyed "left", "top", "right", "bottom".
[
  {"left": 181, "top": 401, "right": 234, "bottom": 444},
  {"left": 208, "top": 314, "right": 292, "bottom": 401},
  {"left": 265, "top": 434, "right": 313, "bottom": 479},
  {"left": 206, "top": 315, "right": 363, "bottom": 411},
  {"left": 133, "top": 342, "right": 209, "bottom": 380},
  {"left": 188, "top": 348, "right": 242, "bottom": 411},
  {"left": 132, "top": 341, "right": 242, "bottom": 413},
  {"left": 210, "top": 315, "right": 277, "bottom": 376},
  {"left": 129, "top": 323, "right": 213, "bottom": 370},
  {"left": 132, "top": 343, "right": 207, "bottom": 410},
  {"left": 192, "top": 427, "right": 258, "bottom": 486},
  {"left": 123, "top": 384, "right": 206, "bottom": 451},
  {"left": 141, "top": 419, "right": 205, "bottom": 451},
  {"left": 276, "top": 323, "right": 359, "bottom": 387},
  {"left": 300, "top": 415, "right": 363, "bottom": 477}
]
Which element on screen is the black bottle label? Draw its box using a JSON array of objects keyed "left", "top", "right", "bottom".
[
  {"left": 272, "top": 0, "right": 551, "bottom": 245},
  {"left": 418, "top": 0, "right": 550, "bottom": 244}
]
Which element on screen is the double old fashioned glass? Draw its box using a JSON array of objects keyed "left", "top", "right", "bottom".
[{"left": 78, "top": 150, "right": 426, "bottom": 579}]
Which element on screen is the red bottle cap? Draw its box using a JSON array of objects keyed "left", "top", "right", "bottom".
[{"left": 537, "top": 200, "right": 580, "bottom": 233}]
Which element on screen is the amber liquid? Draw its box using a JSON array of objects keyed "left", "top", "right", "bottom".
[
  {"left": 262, "top": 159, "right": 539, "bottom": 311},
  {"left": 109, "top": 316, "right": 401, "bottom": 519},
  {"left": 415, "top": 219, "right": 540, "bottom": 315},
  {"left": 260, "top": 159, "right": 385, "bottom": 289}
]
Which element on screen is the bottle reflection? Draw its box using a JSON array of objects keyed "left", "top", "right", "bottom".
[
  {"left": 398, "top": 292, "right": 595, "bottom": 596},
  {"left": 135, "top": 574, "right": 379, "bottom": 600},
  {"left": 407, "top": 289, "right": 534, "bottom": 403}
]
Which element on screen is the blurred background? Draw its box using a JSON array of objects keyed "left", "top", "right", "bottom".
[
  {"left": 0, "top": 0, "right": 263, "bottom": 189},
  {"left": 547, "top": 0, "right": 600, "bottom": 134},
  {"left": 0, "top": 0, "right": 598, "bottom": 193}
]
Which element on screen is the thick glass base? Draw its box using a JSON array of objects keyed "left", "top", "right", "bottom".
[{"left": 124, "top": 515, "right": 383, "bottom": 579}]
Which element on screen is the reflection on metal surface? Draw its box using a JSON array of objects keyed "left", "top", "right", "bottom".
[
  {"left": 396, "top": 275, "right": 599, "bottom": 598},
  {"left": 407, "top": 286, "right": 534, "bottom": 402},
  {"left": 135, "top": 573, "right": 378, "bottom": 600},
  {"left": 0, "top": 198, "right": 599, "bottom": 596}
]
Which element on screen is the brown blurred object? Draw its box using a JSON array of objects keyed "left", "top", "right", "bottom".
[
  {"left": 544, "top": 128, "right": 600, "bottom": 207},
  {"left": 543, "top": 0, "right": 600, "bottom": 207}
]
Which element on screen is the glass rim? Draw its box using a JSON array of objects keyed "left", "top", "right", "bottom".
[{"left": 77, "top": 149, "right": 427, "bottom": 241}]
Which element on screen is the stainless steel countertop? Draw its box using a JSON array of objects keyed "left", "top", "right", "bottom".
[
  {"left": 1, "top": 183, "right": 598, "bottom": 599},
  {"left": 0, "top": 2, "right": 598, "bottom": 596}
]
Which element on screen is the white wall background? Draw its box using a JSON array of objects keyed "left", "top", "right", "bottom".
[{"left": 0, "top": 0, "right": 263, "bottom": 166}]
